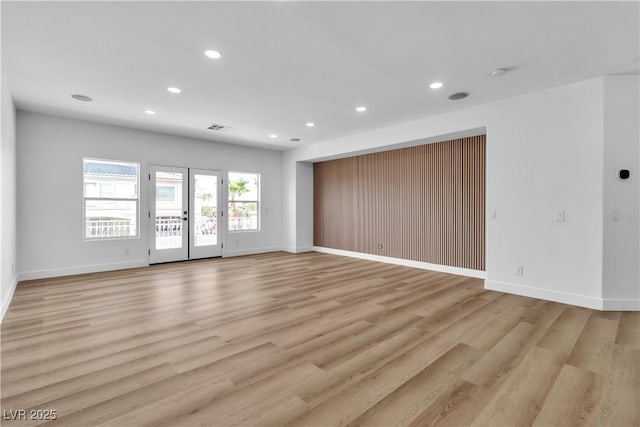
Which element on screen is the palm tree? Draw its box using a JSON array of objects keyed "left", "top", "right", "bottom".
[
  {"left": 228, "top": 179, "right": 248, "bottom": 200},
  {"left": 228, "top": 178, "right": 249, "bottom": 222}
]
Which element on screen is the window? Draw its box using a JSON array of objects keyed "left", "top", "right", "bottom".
[
  {"left": 155, "top": 185, "right": 176, "bottom": 202},
  {"left": 83, "top": 158, "right": 139, "bottom": 239},
  {"left": 84, "top": 182, "right": 98, "bottom": 197},
  {"left": 228, "top": 172, "right": 259, "bottom": 231},
  {"left": 99, "top": 182, "right": 114, "bottom": 197}
]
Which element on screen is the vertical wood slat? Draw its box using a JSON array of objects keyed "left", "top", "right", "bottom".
[{"left": 313, "top": 135, "right": 486, "bottom": 271}]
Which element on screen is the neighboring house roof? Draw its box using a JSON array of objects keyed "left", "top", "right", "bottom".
[{"left": 84, "top": 162, "right": 137, "bottom": 176}]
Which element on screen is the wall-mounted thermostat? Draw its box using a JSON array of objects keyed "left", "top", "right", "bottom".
[{"left": 618, "top": 169, "right": 630, "bottom": 181}]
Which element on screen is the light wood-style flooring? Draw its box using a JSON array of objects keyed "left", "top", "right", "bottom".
[{"left": 1, "top": 252, "right": 638, "bottom": 426}]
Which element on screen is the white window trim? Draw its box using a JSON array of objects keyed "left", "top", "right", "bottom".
[
  {"left": 83, "top": 158, "right": 141, "bottom": 241},
  {"left": 227, "top": 171, "right": 260, "bottom": 233}
]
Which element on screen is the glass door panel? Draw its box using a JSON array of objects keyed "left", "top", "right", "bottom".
[
  {"left": 150, "top": 165, "right": 188, "bottom": 263},
  {"left": 190, "top": 169, "right": 222, "bottom": 259},
  {"left": 193, "top": 174, "right": 217, "bottom": 246}
]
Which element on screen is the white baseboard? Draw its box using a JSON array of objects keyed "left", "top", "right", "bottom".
[
  {"left": 312, "top": 246, "right": 486, "bottom": 279},
  {"left": 223, "top": 246, "right": 283, "bottom": 258},
  {"left": 18, "top": 260, "right": 149, "bottom": 282},
  {"left": 1, "top": 274, "right": 19, "bottom": 323},
  {"left": 284, "top": 246, "right": 314, "bottom": 254},
  {"left": 18, "top": 247, "right": 289, "bottom": 280},
  {"left": 484, "top": 279, "right": 606, "bottom": 310},
  {"left": 602, "top": 298, "right": 640, "bottom": 311}
]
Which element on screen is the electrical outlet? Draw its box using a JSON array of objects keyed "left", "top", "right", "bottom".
[
  {"left": 377, "top": 243, "right": 384, "bottom": 250},
  {"left": 554, "top": 211, "right": 565, "bottom": 223},
  {"left": 515, "top": 265, "right": 524, "bottom": 276}
]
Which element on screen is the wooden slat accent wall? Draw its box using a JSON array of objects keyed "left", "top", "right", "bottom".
[{"left": 313, "top": 135, "right": 485, "bottom": 270}]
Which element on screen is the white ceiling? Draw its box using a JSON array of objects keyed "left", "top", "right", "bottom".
[{"left": 3, "top": 1, "right": 638, "bottom": 150}]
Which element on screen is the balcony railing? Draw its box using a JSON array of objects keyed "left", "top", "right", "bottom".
[
  {"left": 156, "top": 217, "right": 182, "bottom": 236},
  {"left": 85, "top": 218, "right": 135, "bottom": 238},
  {"left": 229, "top": 216, "right": 258, "bottom": 231},
  {"left": 154, "top": 217, "right": 218, "bottom": 248},
  {"left": 85, "top": 216, "right": 222, "bottom": 244}
]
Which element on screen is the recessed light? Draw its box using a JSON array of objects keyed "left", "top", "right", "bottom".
[
  {"left": 448, "top": 92, "right": 469, "bottom": 100},
  {"left": 269, "top": 134, "right": 278, "bottom": 139},
  {"left": 167, "top": 87, "right": 181, "bottom": 94},
  {"left": 204, "top": 50, "right": 222, "bottom": 59},
  {"left": 429, "top": 82, "right": 443, "bottom": 89},
  {"left": 355, "top": 106, "right": 367, "bottom": 112},
  {"left": 145, "top": 110, "right": 156, "bottom": 115},
  {"left": 290, "top": 138, "right": 301, "bottom": 142},
  {"left": 305, "top": 122, "right": 315, "bottom": 127},
  {"left": 491, "top": 68, "right": 508, "bottom": 77},
  {"left": 71, "top": 94, "right": 92, "bottom": 102}
]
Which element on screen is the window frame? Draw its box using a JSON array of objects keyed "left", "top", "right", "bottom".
[
  {"left": 227, "top": 171, "right": 260, "bottom": 233},
  {"left": 83, "top": 157, "right": 140, "bottom": 241}
]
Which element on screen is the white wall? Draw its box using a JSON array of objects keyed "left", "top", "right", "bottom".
[
  {"left": 17, "top": 111, "right": 283, "bottom": 280},
  {"left": 1, "top": 59, "right": 18, "bottom": 320},
  {"left": 483, "top": 79, "right": 605, "bottom": 309},
  {"left": 285, "top": 77, "right": 629, "bottom": 310},
  {"left": 295, "top": 161, "right": 314, "bottom": 251},
  {"left": 282, "top": 151, "right": 298, "bottom": 252},
  {"left": 603, "top": 76, "right": 639, "bottom": 309}
]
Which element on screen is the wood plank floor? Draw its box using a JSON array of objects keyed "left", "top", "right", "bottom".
[{"left": 1, "top": 252, "right": 638, "bottom": 426}]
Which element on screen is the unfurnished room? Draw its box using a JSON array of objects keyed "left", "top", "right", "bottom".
[{"left": 0, "top": 1, "right": 639, "bottom": 426}]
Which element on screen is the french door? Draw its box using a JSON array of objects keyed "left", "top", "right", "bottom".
[{"left": 149, "top": 165, "right": 222, "bottom": 264}]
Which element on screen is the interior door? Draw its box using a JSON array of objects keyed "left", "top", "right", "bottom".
[
  {"left": 150, "top": 165, "right": 188, "bottom": 263},
  {"left": 189, "top": 169, "right": 222, "bottom": 259}
]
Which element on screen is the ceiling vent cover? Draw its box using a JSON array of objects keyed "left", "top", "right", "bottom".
[{"left": 207, "top": 123, "right": 232, "bottom": 131}]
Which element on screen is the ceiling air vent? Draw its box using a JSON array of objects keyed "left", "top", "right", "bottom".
[{"left": 207, "top": 123, "right": 232, "bottom": 131}]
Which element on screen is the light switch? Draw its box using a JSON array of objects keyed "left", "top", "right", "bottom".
[{"left": 490, "top": 209, "right": 497, "bottom": 220}]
